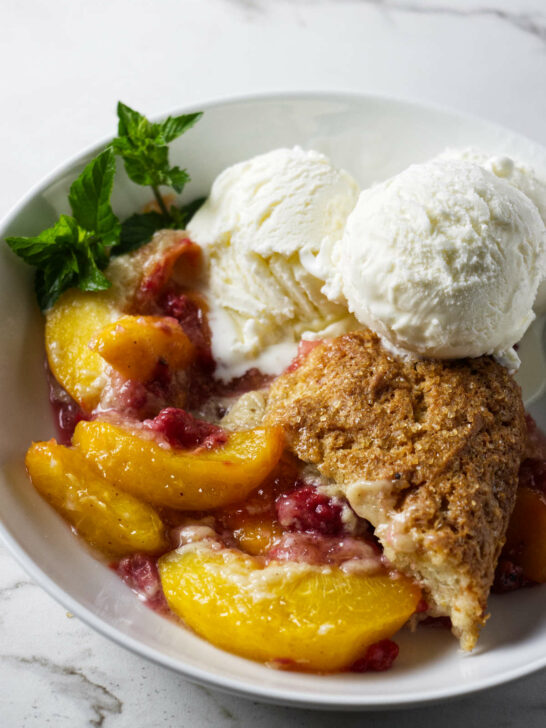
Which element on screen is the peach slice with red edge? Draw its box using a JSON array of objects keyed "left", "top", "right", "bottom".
[
  {"left": 45, "top": 231, "right": 202, "bottom": 413},
  {"left": 73, "top": 421, "right": 284, "bottom": 510},
  {"left": 45, "top": 288, "right": 119, "bottom": 412},
  {"left": 158, "top": 543, "right": 421, "bottom": 671},
  {"left": 89, "top": 315, "right": 194, "bottom": 382},
  {"left": 25, "top": 440, "right": 168, "bottom": 557},
  {"left": 505, "top": 486, "right": 546, "bottom": 582}
]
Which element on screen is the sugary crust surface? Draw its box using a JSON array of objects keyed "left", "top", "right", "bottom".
[{"left": 265, "top": 330, "right": 527, "bottom": 649}]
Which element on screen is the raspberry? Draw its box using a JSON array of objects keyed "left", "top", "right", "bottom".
[
  {"left": 145, "top": 407, "right": 227, "bottom": 450},
  {"left": 492, "top": 558, "right": 530, "bottom": 593},
  {"left": 114, "top": 554, "right": 168, "bottom": 612},
  {"left": 350, "top": 639, "right": 399, "bottom": 672},
  {"left": 54, "top": 398, "right": 86, "bottom": 445},
  {"left": 47, "top": 367, "right": 87, "bottom": 444},
  {"left": 268, "top": 532, "right": 383, "bottom": 570},
  {"left": 160, "top": 291, "right": 214, "bottom": 371},
  {"left": 275, "top": 485, "right": 343, "bottom": 535}
]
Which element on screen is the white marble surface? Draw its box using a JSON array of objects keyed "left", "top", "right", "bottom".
[{"left": 1, "top": 0, "right": 546, "bottom": 724}]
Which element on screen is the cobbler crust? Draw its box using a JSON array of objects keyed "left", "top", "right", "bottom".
[{"left": 265, "top": 329, "right": 527, "bottom": 649}]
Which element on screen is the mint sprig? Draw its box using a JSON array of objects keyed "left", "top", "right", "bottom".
[
  {"left": 5, "top": 104, "right": 204, "bottom": 310},
  {"left": 68, "top": 147, "right": 120, "bottom": 246},
  {"left": 6, "top": 148, "right": 119, "bottom": 310},
  {"left": 112, "top": 101, "right": 202, "bottom": 217}
]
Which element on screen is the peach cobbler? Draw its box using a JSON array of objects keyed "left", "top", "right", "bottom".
[
  {"left": 22, "top": 224, "right": 545, "bottom": 673},
  {"left": 8, "top": 107, "right": 545, "bottom": 673}
]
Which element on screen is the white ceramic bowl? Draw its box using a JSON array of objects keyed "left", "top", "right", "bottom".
[{"left": 0, "top": 93, "right": 545, "bottom": 710}]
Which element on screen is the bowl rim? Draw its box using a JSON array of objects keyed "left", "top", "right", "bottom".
[
  {"left": 1, "top": 90, "right": 545, "bottom": 709},
  {"left": 2, "top": 517, "right": 545, "bottom": 710},
  {"left": 0, "top": 88, "right": 527, "bottom": 233}
]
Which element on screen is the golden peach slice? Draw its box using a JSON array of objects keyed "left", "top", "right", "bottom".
[
  {"left": 89, "top": 315, "right": 194, "bottom": 382},
  {"left": 45, "top": 289, "right": 119, "bottom": 412},
  {"left": 73, "top": 421, "right": 284, "bottom": 510},
  {"left": 26, "top": 440, "right": 168, "bottom": 557},
  {"left": 159, "top": 544, "right": 421, "bottom": 671}
]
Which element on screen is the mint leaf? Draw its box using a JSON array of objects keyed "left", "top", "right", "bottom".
[
  {"left": 116, "top": 211, "right": 168, "bottom": 255},
  {"left": 35, "top": 251, "right": 79, "bottom": 311},
  {"left": 113, "top": 102, "right": 201, "bottom": 199},
  {"left": 6, "top": 150, "right": 120, "bottom": 310},
  {"left": 116, "top": 103, "right": 201, "bottom": 147},
  {"left": 116, "top": 102, "right": 147, "bottom": 140},
  {"left": 77, "top": 244, "right": 112, "bottom": 291},
  {"left": 114, "top": 196, "right": 205, "bottom": 255},
  {"left": 164, "top": 166, "right": 190, "bottom": 193},
  {"left": 68, "top": 147, "right": 120, "bottom": 246},
  {"left": 117, "top": 144, "right": 169, "bottom": 188},
  {"left": 6, "top": 151, "right": 119, "bottom": 311},
  {"left": 7, "top": 215, "right": 112, "bottom": 311},
  {"left": 160, "top": 112, "right": 202, "bottom": 144},
  {"left": 6, "top": 215, "right": 80, "bottom": 266}
]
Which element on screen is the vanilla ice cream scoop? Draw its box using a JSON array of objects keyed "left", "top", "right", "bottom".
[
  {"left": 188, "top": 147, "right": 359, "bottom": 377},
  {"left": 336, "top": 159, "right": 546, "bottom": 362},
  {"left": 188, "top": 146, "right": 358, "bottom": 259},
  {"left": 439, "top": 147, "right": 546, "bottom": 313}
]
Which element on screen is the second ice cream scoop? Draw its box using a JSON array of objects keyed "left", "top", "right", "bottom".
[{"left": 334, "top": 158, "right": 546, "bottom": 363}]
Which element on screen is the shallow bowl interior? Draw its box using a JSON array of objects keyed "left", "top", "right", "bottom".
[{"left": 0, "top": 93, "right": 545, "bottom": 709}]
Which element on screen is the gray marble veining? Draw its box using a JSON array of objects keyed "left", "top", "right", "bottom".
[
  {"left": 224, "top": 0, "right": 546, "bottom": 44},
  {"left": 368, "top": 1, "right": 546, "bottom": 44},
  {"left": 1, "top": 655, "right": 123, "bottom": 727}
]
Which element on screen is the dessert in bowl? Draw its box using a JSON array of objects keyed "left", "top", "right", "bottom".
[{"left": 1, "top": 94, "right": 545, "bottom": 708}]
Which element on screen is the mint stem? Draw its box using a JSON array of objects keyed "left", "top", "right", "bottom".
[{"left": 152, "top": 185, "right": 170, "bottom": 218}]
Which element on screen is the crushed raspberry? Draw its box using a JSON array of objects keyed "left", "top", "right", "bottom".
[
  {"left": 285, "top": 339, "right": 323, "bottom": 373},
  {"left": 114, "top": 554, "right": 168, "bottom": 613},
  {"left": 52, "top": 398, "right": 87, "bottom": 445},
  {"left": 268, "top": 532, "right": 383, "bottom": 570},
  {"left": 160, "top": 290, "right": 214, "bottom": 371},
  {"left": 350, "top": 639, "right": 399, "bottom": 672},
  {"left": 144, "top": 407, "right": 228, "bottom": 450},
  {"left": 47, "top": 365, "right": 87, "bottom": 444},
  {"left": 415, "top": 598, "right": 429, "bottom": 613},
  {"left": 492, "top": 557, "right": 530, "bottom": 593},
  {"left": 115, "top": 378, "right": 149, "bottom": 412},
  {"left": 275, "top": 485, "right": 343, "bottom": 536}
]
